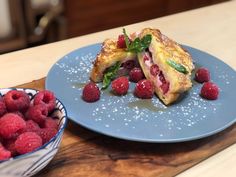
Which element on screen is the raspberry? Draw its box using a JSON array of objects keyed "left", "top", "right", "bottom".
[
  {"left": 0, "top": 143, "right": 11, "bottom": 161},
  {"left": 0, "top": 113, "right": 26, "bottom": 139},
  {"left": 195, "top": 67, "right": 210, "bottom": 83},
  {"left": 82, "top": 82, "right": 100, "bottom": 102},
  {"left": 150, "top": 64, "right": 160, "bottom": 76},
  {"left": 4, "top": 90, "right": 30, "bottom": 113},
  {"left": 34, "top": 90, "right": 56, "bottom": 113},
  {"left": 134, "top": 79, "right": 154, "bottom": 99},
  {"left": 38, "top": 128, "right": 57, "bottom": 144},
  {"left": 42, "top": 117, "right": 58, "bottom": 130},
  {"left": 15, "top": 132, "right": 42, "bottom": 155},
  {"left": 18, "top": 120, "right": 40, "bottom": 134},
  {"left": 200, "top": 82, "right": 219, "bottom": 100},
  {"left": 25, "top": 104, "right": 48, "bottom": 125},
  {"left": 4, "top": 139, "right": 17, "bottom": 156},
  {"left": 0, "top": 96, "right": 7, "bottom": 117},
  {"left": 129, "top": 67, "right": 144, "bottom": 82},
  {"left": 12, "top": 111, "right": 24, "bottom": 119},
  {"left": 117, "top": 35, "right": 127, "bottom": 48},
  {"left": 111, "top": 77, "right": 129, "bottom": 95}
]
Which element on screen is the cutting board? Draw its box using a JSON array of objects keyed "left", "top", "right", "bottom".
[{"left": 17, "top": 78, "right": 236, "bottom": 177}]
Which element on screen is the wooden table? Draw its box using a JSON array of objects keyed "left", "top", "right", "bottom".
[{"left": 1, "top": 1, "right": 236, "bottom": 176}]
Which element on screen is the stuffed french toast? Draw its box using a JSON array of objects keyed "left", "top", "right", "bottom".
[
  {"left": 90, "top": 38, "right": 136, "bottom": 85},
  {"left": 89, "top": 28, "right": 194, "bottom": 105}
]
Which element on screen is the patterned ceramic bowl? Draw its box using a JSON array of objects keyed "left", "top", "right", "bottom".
[{"left": 0, "top": 88, "right": 67, "bottom": 177}]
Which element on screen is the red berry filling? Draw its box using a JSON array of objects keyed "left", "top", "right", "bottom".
[{"left": 142, "top": 51, "right": 170, "bottom": 94}]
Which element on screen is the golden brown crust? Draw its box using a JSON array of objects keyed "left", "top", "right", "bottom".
[
  {"left": 90, "top": 39, "right": 136, "bottom": 82},
  {"left": 138, "top": 28, "right": 194, "bottom": 105}
]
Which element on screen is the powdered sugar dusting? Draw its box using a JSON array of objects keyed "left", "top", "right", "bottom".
[{"left": 48, "top": 44, "right": 236, "bottom": 141}]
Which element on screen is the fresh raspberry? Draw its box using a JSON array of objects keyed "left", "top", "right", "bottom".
[
  {"left": 195, "top": 67, "right": 210, "bottom": 83},
  {"left": 38, "top": 128, "right": 57, "bottom": 144},
  {"left": 111, "top": 77, "right": 129, "bottom": 95},
  {"left": 129, "top": 67, "right": 144, "bottom": 82},
  {"left": 25, "top": 104, "right": 48, "bottom": 125},
  {"left": 4, "top": 90, "right": 30, "bottom": 113},
  {"left": 82, "top": 82, "right": 100, "bottom": 102},
  {"left": 0, "top": 113, "right": 26, "bottom": 139},
  {"left": 0, "top": 96, "right": 7, "bottom": 117},
  {"left": 134, "top": 79, "right": 154, "bottom": 99},
  {"left": 42, "top": 117, "right": 58, "bottom": 130},
  {"left": 150, "top": 64, "right": 160, "bottom": 76},
  {"left": 159, "top": 71, "right": 169, "bottom": 94},
  {"left": 15, "top": 132, "right": 42, "bottom": 155},
  {"left": 12, "top": 111, "right": 24, "bottom": 119},
  {"left": 117, "top": 34, "right": 127, "bottom": 48},
  {"left": 0, "top": 143, "right": 11, "bottom": 160},
  {"left": 200, "top": 82, "right": 219, "bottom": 100},
  {"left": 4, "top": 139, "right": 17, "bottom": 156},
  {"left": 18, "top": 120, "right": 40, "bottom": 134},
  {"left": 34, "top": 90, "right": 56, "bottom": 113}
]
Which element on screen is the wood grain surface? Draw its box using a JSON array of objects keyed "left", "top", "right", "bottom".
[{"left": 17, "top": 78, "right": 236, "bottom": 177}]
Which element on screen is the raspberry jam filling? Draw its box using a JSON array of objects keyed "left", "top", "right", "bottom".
[{"left": 143, "top": 52, "right": 169, "bottom": 94}]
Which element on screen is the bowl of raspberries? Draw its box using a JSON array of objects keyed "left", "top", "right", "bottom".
[{"left": 0, "top": 88, "right": 67, "bottom": 177}]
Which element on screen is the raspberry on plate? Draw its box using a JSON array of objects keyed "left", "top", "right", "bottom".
[
  {"left": 38, "top": 128, "right": 57, "bottom": 144},
  {"left": 0, "top": 113, "right": 26, "bottom": 139},
  {"left": 134, "top": 79, "right": 154, "bottom": 99},
  {"left": 195, "top": 67, "right": 210, "bottom": 83},
  {"left": 0, "top": 143, "right": 11, "bottom": 161},
  {"left": 150, "top": 64, "right": 160, "bottom": 76},
  {"left": 25, "top": 104, "right": 48, "bottom": 125},
  {"left": 117, "top": 34, "right": 127, "bottom": 48},
  {"left": 4, "top": 90, "right": 30, "bottom": 113},
  {"left": 111, "top": 77, "right": 129, "bottom": 95},
  {"left": 15, "top": 132, "right": 42, "bottom": 155},
  {"left": 129, "top": 67, "right": 144, "bottom": 83},
  {"left": 82, "top": 82, "right": 100, "bottom": 102},
  {"left": 0, "top": 96, "right": 7, "bottom": 117},
  {"left": 200, "top": 82, "right": 219, "bottom": 100},
  {"left": 34, "top": 90, "right": 56, "bottom": 113}
]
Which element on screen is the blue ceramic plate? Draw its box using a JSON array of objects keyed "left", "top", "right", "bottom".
[{"left": 46, "top": 43, "right": 236, "bottom": 143}]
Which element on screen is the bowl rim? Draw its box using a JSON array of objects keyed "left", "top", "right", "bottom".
[{"left": 0, "top": 87, "right": 68, "bottom": 163}]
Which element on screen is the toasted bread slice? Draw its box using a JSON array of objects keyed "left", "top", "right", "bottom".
[
  {"left": 137, "top": 28, "right": 194, "bottom": 105},
  {"left": 90, "top": 39, "right": 136, "bottom": 82}
]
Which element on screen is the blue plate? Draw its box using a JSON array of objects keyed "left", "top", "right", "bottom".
[{"left": 46, "top": 43, "right": 236, "bottom": 143}]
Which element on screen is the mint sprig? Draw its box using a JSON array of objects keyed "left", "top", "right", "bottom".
[
  {"left": 123, "top": 28, "right": 152, "bottom": 53},
  {"left": 166, "top": 59, "right": 188, "bottom": 74},
  {"left": 102, "top": 62, "right": 121, "bottom": 89}
]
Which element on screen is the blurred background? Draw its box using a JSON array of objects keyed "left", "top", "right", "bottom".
[{"left": 0, "top": 0, "right": 228, "bottom": 54}]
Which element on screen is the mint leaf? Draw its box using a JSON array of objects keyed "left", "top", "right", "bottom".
[
  {"left": 102, "top": 62, "right": 121, "bottom": 89},
  {"left": 166, "top": 59, "right": 188, "bottom": 74},
  {"left": 122, "top": 29, "right": 152, "bottom": 53},
  {"left": 123, "top": 28, "right": 130, "bottom": 49}
]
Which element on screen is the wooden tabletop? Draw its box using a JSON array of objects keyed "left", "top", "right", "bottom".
[{"left": 1, "top": 1, "right": 236, "bottom": 176}]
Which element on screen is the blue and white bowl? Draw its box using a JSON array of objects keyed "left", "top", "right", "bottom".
[{"left": 0, "top": 88, "right": 68, "bottom": 177}]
